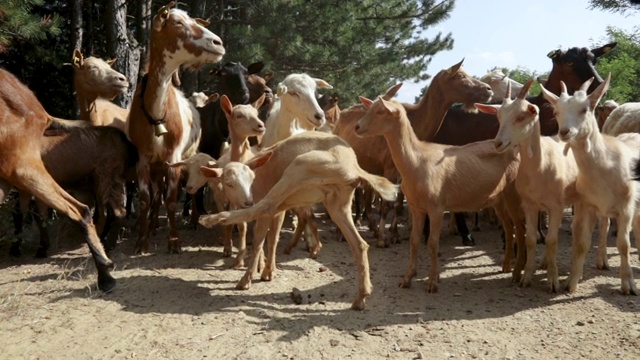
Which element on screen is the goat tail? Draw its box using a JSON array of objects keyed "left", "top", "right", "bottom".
[
  {"left": 357, "top": 171, "right": 398, "bottom": 203},
  {"left": 46, "top": 115, "right": 90, "bottom": 133}
]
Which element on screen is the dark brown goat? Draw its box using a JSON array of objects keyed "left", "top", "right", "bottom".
[
  {"left": 11, "top": 126, "right": 137, "bottom": 257},
  {"left": 0, "top": 67, "right": 116, "bottom": 292},
  {"left": 431, "top": 43, "right": 618, "bottom": 145}
]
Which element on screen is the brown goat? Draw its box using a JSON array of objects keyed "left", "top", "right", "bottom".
[
  {"left": 126, "top": 2, "right": 225, "bottom": 254},
  {"left": 0, "top": 67, "right": 115, "bottom": 292}
]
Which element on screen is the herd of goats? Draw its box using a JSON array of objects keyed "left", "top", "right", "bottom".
[{"left": 1, "top": 2, "right": 639, "bottom": 310}]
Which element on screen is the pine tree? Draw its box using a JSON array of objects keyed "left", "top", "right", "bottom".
[{"left": 0, "top": 0, "right": 62, "bottom": 53}]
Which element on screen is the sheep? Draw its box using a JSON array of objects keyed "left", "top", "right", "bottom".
[
  {"left": 602, "top": 101, "right": 640, "bottom": 136},
  {"left": 354, "top": 94, "right": 525, "bottom": 293},
  {"left": 480, "top": 69, "right": 526, "bottom": 102},
  {"left": 540, "top": 74, "right": 639, "bottom": 295},
  {"left": 596, "top": 99, "right": 619, "bottom": 132},
  {"left": 201, "top": 131, "right": 398, "bottom": 310},
  {"left": 475, "top": 79, "right": 582, "bottom": 292},
  {"left": 126, "top": 2, "right": 224, "bottom": 254}
]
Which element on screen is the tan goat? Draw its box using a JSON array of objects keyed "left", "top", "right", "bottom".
[
  {"left": 334, "top": 59, "right": 494, "bottom": 247},
  {"left": 541, "top": 75, "right": 639, "bottom": 295},
  {"left": 201, "top": 131, "right": 398, "bottom": 310},
  {"left": 355, "top": 95, "right": 525, "bottom": 293},
  {"left": 72, "top": 49, "right": 130, "bottom": 132},
  {"left": 475, "top": 79, "right": 582, "bottom": 292}
]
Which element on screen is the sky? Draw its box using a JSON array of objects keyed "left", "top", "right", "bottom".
[{"left": 395, "top": 0, "right": 639, "bottom": 102}]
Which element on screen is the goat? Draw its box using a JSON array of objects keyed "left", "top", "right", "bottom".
[
  {"left": 597, "top": 99, "right": 620, "bottom": 132},
  {"left": 0, "top": 67, "right": 115, "bottom": 291},
  {"left": 72, "top": 49, "right": 130, "bottom": 133},
  {"left": 126, "top": 1, "right": 224, "bottom": 254},
  {"left": 541, "top": 75, "right": 639, "bottom": 295},
  {"left": 184, "top": 61, "right": 268, "bottom": 227},
  {"left": 201, "top": 131, "right": 398, "bottom": 310},
  {"left": 334, "top": 59, "right": 494, "bottom": 247},
  {"left": 480, "top": 69, "right": 526, "bottom": 102},
  {"left": 602, "top": 102, "right": 640, "bottom": 136},
  {"left": 316, "top": 92, "right": 341, "bottom": 133},
  {"left": 171, "top": 94, "right": 266, "bottom": 267},
  {"left": 475, "top": 79, "right": 583, "bottom": 292},
  {"left": 11, "top": 126, "right": 137, "bottom": 256},
  {"left": 189, "top": 91, "right": 218, "bottom": 108},
  {"left": 354, "top": 94, "right": 525, "bottom": 292}
]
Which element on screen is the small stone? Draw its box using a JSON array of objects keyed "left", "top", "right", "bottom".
[
  {"left": 576, "top": 321, "right": 586, "bottom": 326},
  {"left": 319, "top": 266, "right": 328, "bottom": 272},
  {"left": 291, "top": 288, "right": 303, "bottom": 305},
  {"left": 330, "top": 339, "right": 340, "bottom": 347}
]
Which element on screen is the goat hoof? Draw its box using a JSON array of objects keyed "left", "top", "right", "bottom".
[
  {"left": 168, "top": 240, "right": 181, "bottom": 254},
  {"left": 98, "top": 274, "right": 117, "bottom": 293},
  {"left": 35, "top": 247, "right": 48, "bottom": 258},
  {"left": 375, "top": 239, "right": 389, "bottom": 248},
  {"left": 236, "top": 279, "right": 251, "bottom": 290},
  {"left": 351, "top": 298, "right": 366, "bottom": 311},
  {"left": 9, "top": 243, "right": 22, "bottom": 257},
  {"left": 461, "top": 235, "right": 475, "bottom": 246}
]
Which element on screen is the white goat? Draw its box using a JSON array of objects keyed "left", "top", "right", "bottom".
[
  {"left": 602, "top": 101, "right": 639, "bottom": 136},
  {"left": 540, "top": 74, "right": 639, "bottom": 295},
  {"left": 260, "top": 73, "right": 332, "bottom": 147},
  {"left": 475, "top": 79, "right": 581, "bottom": 292},
  {"left": 480, "top": 69, "right": 526, "bottom": 102},
  {"left": 201, "top": 131, "right": 398, "bottom": 310},
  {"left": 259, "top": 72, "right": 333, "bottom": 257},
  {"left": 355, "top": 94, "right": 525, "bottom": 293}
]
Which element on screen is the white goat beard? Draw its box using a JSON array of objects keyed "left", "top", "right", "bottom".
[{"left": 527, "top": 144, "right": 534, "bottom": 158}]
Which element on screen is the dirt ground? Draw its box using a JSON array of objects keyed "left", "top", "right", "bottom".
[{"left": 1, "top": 202, "right": 639, "bottom": 360}]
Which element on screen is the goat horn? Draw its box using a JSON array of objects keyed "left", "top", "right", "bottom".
[
  {"left": 560, "top": 81, "right": 568, "bottom": 95},
  {"left": 579, "top": 77, "right": 595, "bottom": 92},
  {"left": 518, "top": 78, "right": 535, "bottom": 99},
  {"left": 157, "top": 1, "right": 175, "bottom": 16},
  {"left": 504, "top": 81, "right": 512, "bottom": 101}
]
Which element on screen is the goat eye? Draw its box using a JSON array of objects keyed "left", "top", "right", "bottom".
[{"left": 566, "top": 62, "right": 574, "bottom": 66}]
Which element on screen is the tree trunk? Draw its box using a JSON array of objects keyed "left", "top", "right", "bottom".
[
  {"left": 107, "top": 0, "right": 140, "bottom": 108},
  {"left": 135, "top": 0, "right": 152, "bottom": 80},
  {"left": 70, "top": 0, "right": 84, "bottom": 118}
]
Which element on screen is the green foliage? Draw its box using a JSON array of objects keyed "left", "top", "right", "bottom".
[
  {"left": 499, "top": 67, "right": 546, "bottom": 97},
  {"left": 0, "top": 0, "right": 62, "bottom": 53},
  {"left": 208, "top": 0, "right": 456, "bottom": 107},
  {"left": 594, "top": 26, "right": 640, "bottom": 103},
  {"left": 588, "top": 0, "right": 640, "bottom": 15}
]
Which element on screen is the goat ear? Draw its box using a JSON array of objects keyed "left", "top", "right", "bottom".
[
  {"left": 359, "top": 96, "right": 374, "bottom": 109},
  {"left": 591, "top": 42, "right": 617, "bottom": 58},
  {"left": 539, "top": 83, "right": 559, "bottom": 106},
  {"left": 248, "top": 151, "right": 273, "bottom": 170},
  {"left": 72, "top": 49, "right": 84, "bottom": 68},
  {"left": 276, "top": 83, "right": 287, "bottom": 96},
  {"left": 588, "top": 73, "right": 611, "bottom": 111},
  {"left": 194, "top": 18, "right": 210, "bottom": 27},
  {"left": 247, "top": 61, "right": 265, "bottom": 75},
  {"left": 171, "top": 71, "right": 181, "bottom": 87},
  {"left": 207, "top": 93, "right": 220, "bottom": 104},
  {"left": 252, "top": 93, "right": 266, "bottom": 110},
  {"left": 382, "top": 83, "right": 403, "bottom": 100},
  {"left": 314, "top": 78, "right": 333, "bottom": 90},
  {"left": 474, "top": 103, "right": 499, "bottom": 114},
  {"left": 154, "top": 1, "right": 174, "bottom": 30},
  {"left": 166, "top": 160, "right": 185, "bottom": 168},
  {"left": 200, "top": 166, "right": 223, "bottom": 178},
  {"left": 106, "top": 58, "right": 117, "bottom": 67},
  {"left": 262, "top": 71, "right": 274, "bottom": 83},
  {"left": 220, "top": 95, "right": 233, "bottom": 117},
  {"left": 448, "top": 58, "right": 464, "bottom": 74}
]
